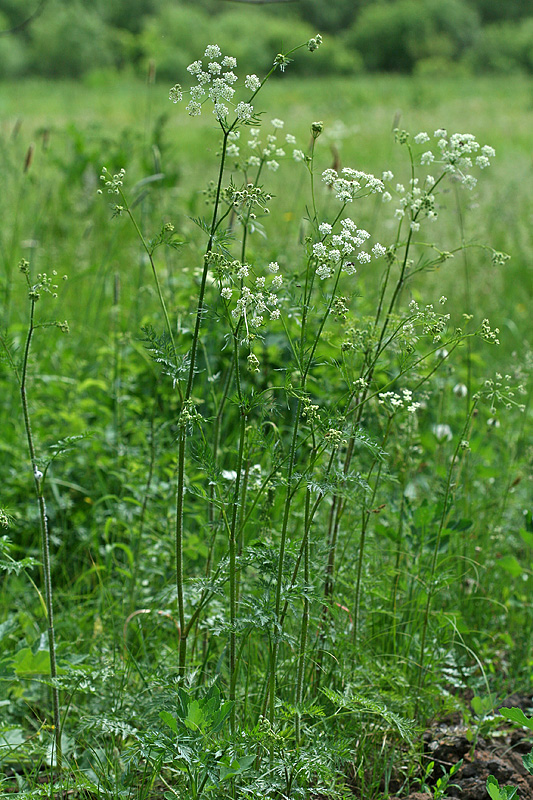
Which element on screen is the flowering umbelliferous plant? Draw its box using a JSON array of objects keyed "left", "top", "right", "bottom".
[{"left": 96, "top": 36, "right": 522, "bottom": 777}]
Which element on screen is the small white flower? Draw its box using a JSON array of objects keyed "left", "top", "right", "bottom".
[
  {"left": 382, "top": 191, "right": 392, "bottom": 203},
  {"left": 414, "top": 131, "right": 430, "bottom": 144},
  {"left": 271, "top": 118, "right": 284, "bottom": 129},
  {"left": 236, "top": 101, "right": 254, "bottom": 121},
  {"left": 268, "top": 261, "right": 280, "bottom": 273},
  {"left": 372, "top": 243, "right": 386, "bottom": 257},
  {"left": 285, "top": 133, "right": 296, "bottom": 145},
  {"left": 208, "top": 61, "right": 221, "bottom": 75},
  {"left": 187, "top": 60, "right": 202, "bottom": 75},
  {"left": 186, "top": 101, "right": 202, "bottom": 117},
  {"left": 190, "top": 85, "right": 206, "bottom": 101},
  {"left": 169, "top": 84, "right": 182, "bottom": 103},
  {"left": 319, "top": 222, "right": 332, "bottom": 235},
  {"left": 221, "top": 287, "right": 233, "bottom": 299},
  {"left": 204, "top": 44, "right": 222, "bottom": 59},
  {"left": 421, "top": 151, "right": 434, "bottom": 165},
  {"left": 245, "top": 74, "right": 261, "bottom": 91},
  {"left": 213, "top": 103, "right": 228, "bottom": 119},
  {"left": 222, "top": 55, "right": 237, "bottom": 68},
  {"left": 292, "top": 149, "right": 305, "bottom": 162},
  {"left": 382, "top": 170, "right": 394, "bottom": 181},
  {"left": 266, "top": 160, "right": 279, "bottom": 172}
]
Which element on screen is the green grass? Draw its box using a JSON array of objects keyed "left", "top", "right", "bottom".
[{"left": 2, "top": 73, "right": 531, "bottom": 342}]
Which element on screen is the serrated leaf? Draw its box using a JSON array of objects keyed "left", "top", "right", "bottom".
[
  {"left": 500, "top": 707, "right": 533, "bottom": 731},
  {"left": 523, "top": 751, "right": 533, "bottom": 775}
]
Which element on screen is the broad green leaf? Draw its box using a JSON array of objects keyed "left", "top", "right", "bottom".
[
  {"left": 498, "top": 556, "right": 523, "bottom": 578},
  {"left": 13, "top": 647, "right": 50, "bottom": 676},
  {"left": 220, "top": 754, "right": 255, "bottom": 781},
  {"left": 487, "top": 775, "right": 503, "bottom": 800},
  {"left": 472, "top": 695, "right": 495, "bottom": 717},
  {"left": 500, "top": 707, "right": 533, "bottom": 731},
  {"left": 520, "top": 529, "right": 533, "bottom": 549},
  {"left": 184, "top": 700, "right": 204, "bottom": 732}
]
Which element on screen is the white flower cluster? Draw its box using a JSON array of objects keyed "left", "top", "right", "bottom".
[
  {"left": 168, "top": 45, "right": 254, "bottom": 121},
  {"left": 378, "top": 388, "right": 421, "bottom": 414},
  {"left": 219, "top": 259, "right": 284, "bottom": 338},
  {"left": 238, "top": 119, "right": 302, "bottom": 171},
  {"left": 312, "top": 217, "right": 386, "bottom": 280},
  {"left": 416, "top": 129, "right": 495, "bottom": 189},
  {"left": 322, "top": 167, "right": 384, "bottom": 202},
  {"left": 391, "top": 177, "right": 437, "bottom": 226}
]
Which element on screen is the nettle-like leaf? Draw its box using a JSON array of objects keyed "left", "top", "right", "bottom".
[
  {"left": 141, "top": 325, "right": 189, "bottom": 386},
  {"left": 0, "top": 535, "right": 39, "bottom": 574},
  {"left": 49, "top": 432, "right": 92, "bottom": 460}
]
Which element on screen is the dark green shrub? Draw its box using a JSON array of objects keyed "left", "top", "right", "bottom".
[
  {"left": 466, "top": 17, "right": 533, "bottom": 74},
  {"left": 347, "top": 0, "right": 480, "bottom": 73},
  {"left": 0, "top": 12, "right": 30, "bottom": 76},
  {"left": 28, "top": 1, "right": 121, "bottom": 77},
  {"left": 140, "top": 5, "right": 360, "bottom": 80}
]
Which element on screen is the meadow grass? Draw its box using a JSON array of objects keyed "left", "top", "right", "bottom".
[{"left": 0, "top": 65, "right": 532, "bottom": 799}]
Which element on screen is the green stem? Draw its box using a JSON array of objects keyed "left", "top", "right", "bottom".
[
  {"left": 20, "top": 298, "right": 62, "bottom": 772},
  {"left": 414, "top": 404, "right": 476, "bottom": 718}
]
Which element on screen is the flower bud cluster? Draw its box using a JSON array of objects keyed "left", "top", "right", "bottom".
[
  {"left": 480, "top": 373, "right": 526, "bottom": 413},
  {"left": 322, "top": 167, "right": 384, "bottom": 202},
  {"left": 223, "top": 182, "right": 272, "bottom": 221},
  {"left": 405, "top": 299, "right": 451, "bottom": 344},
  {"left": 29, "top": 270, "right": 66, "bottom": 301},
  {"left": 312, "top": 217, "right": 385, "bottom": 281},
  {"left": 307, "top": 34, "right": 323, "bottom": 52},
  {"left": 99, "top": 167, "right": 125, "bottom": 195},
  {"left": 480, "top": 318, "right": 500, "bottom": 345}
]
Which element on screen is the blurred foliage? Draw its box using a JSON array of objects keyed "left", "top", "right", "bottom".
[
  {"left": 1, "top": 0, "right": 533, "bottom": 78},
  {"left": 346, "top": 0, "right": 480, "bottom": 73}
]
